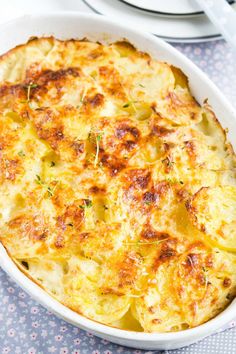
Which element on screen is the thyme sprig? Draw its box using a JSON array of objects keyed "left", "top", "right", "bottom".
[
  {"left": 25, "top": 82, "right": 38, "bottom": 103},
  {"left": 79, "top": 199, "right": 93, "bottom": 209},
  {"left": 88, "top": 128, "right": 104, "bottom": 167},
  {"left": 35, "top": 175, "right": 58, "bottom": 197}
]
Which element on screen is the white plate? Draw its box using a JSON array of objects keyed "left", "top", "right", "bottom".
[
  {"left": 0, "top": 12, "right": 236, "bottom": 351},
  {"left": 83, "top": 0, "right": 230, "bottom": 42},
  {"left": 119, "top": 0, "right": 235, "bottom": 17}
]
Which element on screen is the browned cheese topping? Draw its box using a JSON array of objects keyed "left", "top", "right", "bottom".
[{"left": 0, "top": 37, "right": 235, "bottom": 332}]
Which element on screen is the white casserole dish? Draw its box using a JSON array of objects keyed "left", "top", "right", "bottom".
[{"left": 0, "top": 12, "right": 235, "bottom": 350}]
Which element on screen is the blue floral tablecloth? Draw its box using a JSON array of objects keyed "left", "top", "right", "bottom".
[{"left": 0, "top": 4, "right": 236, "bottom": 354}]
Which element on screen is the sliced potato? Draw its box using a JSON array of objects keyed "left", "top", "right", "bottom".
[
  {"left": 0, "top": 36, "right": 236, "bottom": 332},
  {"left": 187, "top": 186, "right": 236, "bottom": 251},
  {"left": 63, "top": 256, "right": 130, "bottom": 324},
  {"left": 134, "top": 243, "right": 236, "bottom": 332}
]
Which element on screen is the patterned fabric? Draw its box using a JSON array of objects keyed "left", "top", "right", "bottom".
[{"left": 0, "top": 38, "right": 236, "bottom": 354}]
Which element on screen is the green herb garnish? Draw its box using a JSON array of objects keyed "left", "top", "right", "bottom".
[
  {"left": 25, "top": 83, "right": 38, "bottom": 102},
  {"left": 166, "top": 177, "right": 184, "bottom": 185},
  {"left": 35, "top": 174, "right": 44, "bottom": 186},
  {"left": 94, "top": 133, "right": 103, "bottom": 167},
  {"left": 162, "top": 157, "right": 174, "bottom": 168},
  {"left": 47, "top": 186, "right": 54, "bottom": 197},
  {"left": 87, "top": 128, "right": 104, "bottom": 167},
  {"left": 79, "top": 199, "right": 93, "bottom": 209},
  {"left": 76, "top": 89, "right": 87, "bottom": 109},
  {"left": 18, "top": 150, "right": 25, "bottom": 157},
  {"left": 35, "top": 175, "right": 58, "bottom": 197}
]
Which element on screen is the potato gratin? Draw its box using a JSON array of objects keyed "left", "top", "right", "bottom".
[{"left": 0, "top": 37, "right": 236, "bottom": 332}]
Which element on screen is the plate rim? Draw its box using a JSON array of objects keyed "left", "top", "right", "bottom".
[
  {"left": 118, "top": 0, "right": 235, "bottom": 17},
  {"left": 82, "top": 0, "right": 222, "bottom": 42},
  {"left": 118, "top": 0, "right": 204, "bottom": 17}
]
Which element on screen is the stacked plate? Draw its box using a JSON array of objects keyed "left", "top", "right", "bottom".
[{"left": 83, "top": 0, "right": 236, "bottom": 42}]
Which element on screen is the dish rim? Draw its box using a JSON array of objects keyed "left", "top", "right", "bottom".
[{"left": 0, "top": 11, "right": 235, "bottom": 346}]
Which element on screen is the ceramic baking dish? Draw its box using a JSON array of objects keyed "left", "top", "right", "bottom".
[{"left": 0, "top": 12, "right": 235, "bottom": 350}]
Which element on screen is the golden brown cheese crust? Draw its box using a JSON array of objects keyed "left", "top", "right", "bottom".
[{"left": 0, "top": 37, "right": 236, "bottom": 332}]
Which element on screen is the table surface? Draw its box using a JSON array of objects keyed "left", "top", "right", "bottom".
[{"left": 0, "top": 1, "right": 236, "bottom": 353}]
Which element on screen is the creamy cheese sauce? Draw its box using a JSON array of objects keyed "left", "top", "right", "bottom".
[{"left": 0, "top": 37, "right": 235, "bottom": 332}]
